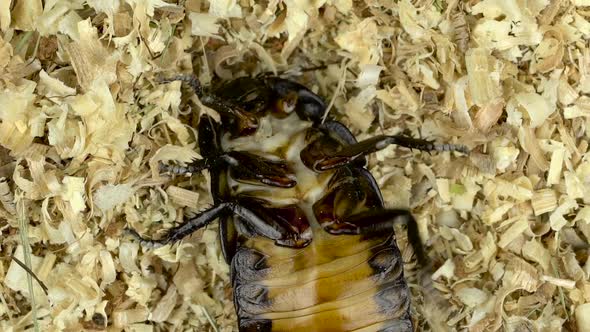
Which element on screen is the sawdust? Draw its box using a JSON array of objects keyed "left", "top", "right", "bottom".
[{"left": 1, "top": 0, "right": 590, "bottom": 331}]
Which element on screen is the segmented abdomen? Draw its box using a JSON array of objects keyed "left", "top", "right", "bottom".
[{"left": 231, "top": 230, "right": 412, "bottom": 332}]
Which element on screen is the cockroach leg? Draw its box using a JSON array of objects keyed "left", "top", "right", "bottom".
[
  {"left": 320, "top": 120, "right": 360, "bottom": 145},
  {"left": 218, "top": 214, "right": 239, "bottom": 264},
  {"left": 323, "top": 209, "right": 428, "bottom": 266},
  {"left": 157, "top": 74, "right": 203, "bottom": 97},
  {"left": 303, "top": 132, "right": 469, "bottom": 171},
  {"left": 226, "top": 152, "right": 297, "bottom": 188},
  {"left": 238, "top": 197, "right": 312, "bottom": 248},
  {"left": 159, "top": 158, "right": 212, "bottom": 176},
  {"left": 126, "top": 203, "right": 230, "bottom": 248},
  {"left": 158, "top": 152, "right": 228, "bottom": 176},
  {"left": 314, "top": 167, "right": 383, "bottom": 227},
  {"left": 128, "top": 201, "right": 294, "bottom": 248},
  {"left": 198, "top": 115, "right": 222, "bottom": 159},
  {"left": 346, "top": 209, "right": 426, "bottom": 265},
  {"left": 160, "top": 151, "right": 297, "bottom": 188},
  {"left": 381, "top": 135, "right": 469, "bottom": 154},
  {"left": 199, "top": 96, "right": 259, "bottom": 137},
  {"left": 314, "top": 167, "right": 426, "bottom": 264},
  {"left": 156, "top": 115, "right": 224, "bottom": 177},
  {"left": 125, "top": 228, "right": 167, "bottom": 249}
]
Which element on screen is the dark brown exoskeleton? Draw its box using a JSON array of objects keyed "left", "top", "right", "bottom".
[{"left": 129, "top": 74, "right": 468, "bottom": 331}]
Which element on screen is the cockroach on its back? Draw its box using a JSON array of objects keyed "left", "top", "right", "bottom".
[{"left": 129, "top": 73, "right": 468, "bottom": 331}]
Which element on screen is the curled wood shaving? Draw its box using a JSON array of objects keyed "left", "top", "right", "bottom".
[
  {"left": 531, "top": 189, "right": 557, "bottom": 216},
  {"left": 166, "top": 185, "right": 200, "bottom": 209},
  {"left": 2, "top": 1, "right": 590, "bottom": 331},
  {"left": 473, "top": 98, "right": 504, "bottom": 133},
  {"left": 519, "top": 126, "right": 550, "bottom": 171},
  {"left": 576, "top": 303, "right": 590, "bottom": 332},
  {"left": 0, "top": 177, "right": 16, "bottom": 215}
]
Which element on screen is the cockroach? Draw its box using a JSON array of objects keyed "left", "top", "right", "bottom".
[{"left": 129, "top": 74, "right": 468, "bottom": 331}]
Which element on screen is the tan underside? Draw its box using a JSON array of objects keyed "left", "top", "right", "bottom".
[
  {"left": 224, "top": 114, "right": 409, "bottom": 331},
  {"left": 242, "top": 234, "right": 406, "bottom": 332}
]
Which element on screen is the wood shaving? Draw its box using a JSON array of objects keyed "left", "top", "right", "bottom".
[{"left": 1, "top": 1, "right": 590, "bottom": 331}]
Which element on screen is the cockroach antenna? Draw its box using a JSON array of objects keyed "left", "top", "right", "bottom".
[{"left": 10, "top": 255, "right": 49, "bottom": 296}]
